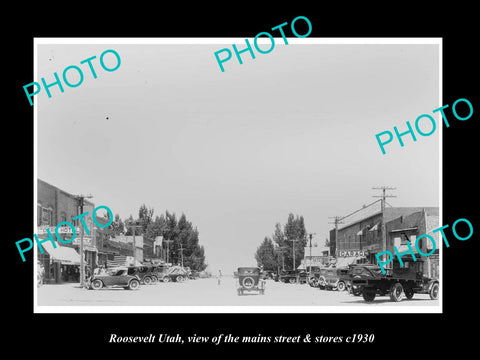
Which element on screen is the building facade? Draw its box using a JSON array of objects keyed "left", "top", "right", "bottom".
[
  {"left": 37, "top": 179, "right": 97, "bottom": 283},
  {"left": 329, "top": 200, "right": 439, "bottom": 277},
  {"left": 97, "top": 235, "right": 144, "bottom": 266},
  {"left": 298, "top": 244, "right": 330, "bottom": 270}
]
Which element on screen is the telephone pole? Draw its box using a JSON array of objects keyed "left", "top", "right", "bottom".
[
  {"left": 164, "top": 239, "right": 173, "bottom": 265},
  {"left": 372, "top": 186, "right": 397, "bottom": 261},
  {"left": 126, "top": 220, "right": 142, "bottom": 264},
  {"left": 179, "top": 243, "right": 184, "bottom": 267},
  {"left": 75, "top": 193, "right": 93, "bottom": 287},
  {"left": 286, "top": 238, "right": 300, "bottom": 271},
  {"left": 307, "top": 233, "right": 316, "bottom": 275},
  {"left": 328, "top": 216, "right": 344, "bottom": 257}
]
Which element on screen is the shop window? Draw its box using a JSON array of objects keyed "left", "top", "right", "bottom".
[
  {"left": 37, "top": 205, "right": 42, "bottom": 226},
  {"left": 41, "top": 207, "right": 52, "bottom": 226},
  {"left": 394, "top": 237, "right": 402, "bottom": 247}
]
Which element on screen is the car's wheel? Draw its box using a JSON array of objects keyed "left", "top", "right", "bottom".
[
  {"left": 362, "top": 288, "right": 376, "bottom": 302},
  {"left": 91, "top": 279, "right": 103, "bottom": 290},
  {"left": 143, "top": 276, "right": 152, "bottom": 285},
  {"left": 429, "top": 282, "right": 439, "bottom": 300},
  {"left": 318, "top": 276, "right": 326, "bottom": 287},
  {"left": 288, "top": 277, "right": 296, "bottom": 284},
  {"left": 151, "top": 276, "right": 158, "bottom": 285},
  {"left": 309, "top": 277, "right": 319, "bottom": 288},
  {"left": 242, "top": 276, "right": 255, "bottom": 289},
  {"left": 176, "top": 275, "right": 185, "bottom": 283},
  {"left": 128, "top": 279, "right": 140, "bottom": 290},
  {"left": 404, "top": 288, "right": 414, "bottom": 300},
  {"left": 163, "top": 276, "right": 171, "bottom": 283},
  {"left": 390, "top": 282, "right": 404, "bottom": 302},
  {"left": 337, "top": 281, "right": 346, "bottom": 292}
]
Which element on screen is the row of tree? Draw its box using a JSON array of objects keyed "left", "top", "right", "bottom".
[
  {"left": 254, "top": 214, "right": 308, "bottom": 272},
  {"left": 98, "top": 204, "right": 207, "bottom": 271}
]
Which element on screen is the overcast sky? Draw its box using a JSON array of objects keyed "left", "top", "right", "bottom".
[{"left": 36, "top": 40, "right": 440, "bottom": 274}]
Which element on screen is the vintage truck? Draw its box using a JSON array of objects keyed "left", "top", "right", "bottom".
[{"left": 342, "top": 255, "right": 439, "bottom": 302}]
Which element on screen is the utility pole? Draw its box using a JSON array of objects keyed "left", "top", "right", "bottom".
[
  {"left": 372, "top": 186, "right": 396, "bottom": 263},
  {"left": 274, "top": 246, "right": 286, "bottom": 272},
  {"left": 75, "top": 193, "right": 93, "bottom": 287},
  {"left": 164, "top": 239, "right": 173, "bottom": 265},
  {"left": 126, "top": 220, "right": 142, "bottom": 264},
  {"left": 286, "top": 238, "right": 300, "bottom": 271},
  {"left": 179, "top": 243, "right": 184, "bottom": 267},
  {"left": 328, "top": 216, "right": 344, "bottom": 258},
  {"left": 307, "top": 233, "right": 316, "bottom": 275}
]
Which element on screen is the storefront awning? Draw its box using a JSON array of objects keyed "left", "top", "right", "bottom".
[{"left": 43, "top": 243, "right": 81, "bottom": 265}]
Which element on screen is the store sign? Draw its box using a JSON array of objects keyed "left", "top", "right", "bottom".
[
  {"left": 38, "top": 225, "right": 80, "bottom": 234},
  {"left": 336, "top": 250, "right": 368, "bottom": 257},
  {"left": 72, "top": 236, "right": 93, "bottom": 246}
]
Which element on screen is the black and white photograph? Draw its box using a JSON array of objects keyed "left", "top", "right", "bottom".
[
  {"left": 6, "top": 5, "right": 478, "bottom": 354},
  {"left": 32, "top": 38, "right": 441, "bottom": 312}
]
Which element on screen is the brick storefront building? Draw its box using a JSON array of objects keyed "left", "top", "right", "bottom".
[
  {"left": 329, "top": 200, "right": 439, "bottom": 277},
  {"left": 37, "top": 179, "right": 96, "bottom": 283}
]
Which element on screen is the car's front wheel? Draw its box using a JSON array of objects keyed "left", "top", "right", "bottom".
[
  {"left": 404, "top": 288, "right": 414, "bottom": 300},
  {"left": 163, "top": 276, "right": 171, "bottom": 283},
  {"left": 429, "top": 282, "right": 439, "bottom": 300},
  {"left": 151, "top": 276, "right": 158, "bottom": 285},
  {"left": 390, "top": 282, "right": 404, "bottom": 302},
  {"left": 288, "top": 277, "right": 296, "bottom": 284},
  {"left": 362, "top": 288, "right": 376, "bottom": 302},
  {"left": 337, "top": 281, "right": 346, "bottom": 291},
  {"left": 91, "top": 279, "right": 103, "bottom": 290},
  {"left": 128, "top": 279, "right": 140, "bottom": 290},
  {"left": 176, "top": 275, "right": 185, "bottom": 283},
  {"left": 143, "top": 276, "right": 152, "bottom": 285}
]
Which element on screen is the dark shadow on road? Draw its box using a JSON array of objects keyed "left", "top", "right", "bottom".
[{"left": 339, "top": 297, "right": 436, "bottom": 305}]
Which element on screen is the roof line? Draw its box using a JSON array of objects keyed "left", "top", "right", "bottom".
[{"left": 340, "top": 199, "right": 382, "bottom": 221}]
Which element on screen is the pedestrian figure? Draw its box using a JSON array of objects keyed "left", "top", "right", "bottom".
[{"left": 217, "top": 269, "right": 222, "bottom": 285}]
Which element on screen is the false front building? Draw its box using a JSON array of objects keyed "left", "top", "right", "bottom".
[{"left": 330, "top": 199, "right": 439, "bottom": 278}]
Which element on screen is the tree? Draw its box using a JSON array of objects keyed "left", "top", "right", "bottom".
[
  {"left": 265, "top": 214, "right": 308, "bottom": 271},
  {"left": 324, "top": 238, "right": 330, "bottom": 247},
  {"left": 111, "top": 214, "right": 125, "bottom": 237},
  {"left": 138, "top": 204, "right": 154, "bottom": 235},
  {"left": 255, "top": 237, "right": 277, "bottom": 271}
]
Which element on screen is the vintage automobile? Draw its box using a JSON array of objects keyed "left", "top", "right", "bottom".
[
  {"left": 346, "top": 256, "right": 439, "bottom": 302},
  {"left": 237, "top": 267, "right": 266, "bottom": 295},
  {"left": 309, "top": 267, "right": 348, "bottom": 290},
  {"left": 160, "top": 265, "right": 189, "bottom": 282},
  {"left": 279, "top": 270, "right": 308, "bottom": 284},
  {"left": 86, "top": 267, "right": 140, "bottom": 290},
  {"left": 127, "top": 265, "right": 156, "bottom": 285}
]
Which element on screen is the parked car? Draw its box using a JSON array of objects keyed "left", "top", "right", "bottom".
[
  {"left": 127, "top": 265, "right": 156, "bottom": 285},
  {"left": 261, "top": 270, "right": 275, "bottom": 280},
  {"left": 86, "top": 267, "right": 140, "bottom": 290},
  {"left": 237, "top": 267, "right": 265, "bottom": 295},
  {"left": 279, "top": 270, "right": 308, "bottom": 284},
  {"left": 313, "top": 267, "right": 348, "bottom": 291},
  {"left": 307, "top": 267, "right": 322, "bottom": 287},
  {"left": 346, "top": 256, "right": 439, "bottom": 302},
  {"left": 160, "top": 265, "right": 189, "bottom": 282}
]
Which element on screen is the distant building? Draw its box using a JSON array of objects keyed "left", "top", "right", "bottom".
[
  {"left": 97, "top": 235, "right": 144, "bottom": 266},
  {"left": 98, "top": 235, "right": 144, "bottom": 265},
  {"left": 298, "top": 243, "right": 330, "bottom": 270}
]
